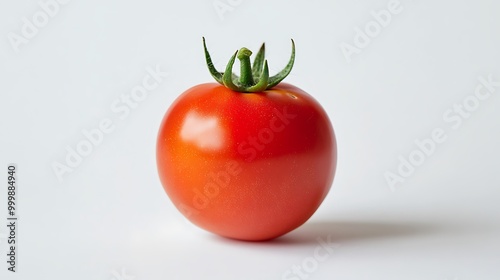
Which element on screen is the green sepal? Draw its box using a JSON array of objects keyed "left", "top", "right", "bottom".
[
  {"left": 203, "top": 37, "right": 223, "bottom": 84},
  {"left": 268, "top": 39, "right": 295, "bottom": 88}
]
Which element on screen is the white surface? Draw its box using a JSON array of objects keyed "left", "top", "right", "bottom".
[{"left": 1, "top": 0, "right": 499, "bottom": 279}]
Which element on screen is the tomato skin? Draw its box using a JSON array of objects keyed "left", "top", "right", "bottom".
[{"left": 157, "top": 83, "right": 337, "bottom": 241}]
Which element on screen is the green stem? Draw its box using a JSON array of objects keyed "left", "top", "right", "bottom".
[
  {"left": 237, "top": 48, "right": 254, "bottom": 87},
  {"left": 203, "top": 38, "right": 295, "bottom": 93}
]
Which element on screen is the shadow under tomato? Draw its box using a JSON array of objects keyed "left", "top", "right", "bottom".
[
  {"left": 280, "top": 220, "right": 443, "bottom": 245},
  {"left": 208, "top": 220, "right": 444, "bottom": 247}
]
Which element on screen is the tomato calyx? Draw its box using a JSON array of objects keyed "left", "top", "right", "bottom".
[{"left": 202, "top": 37, "right": 295, "bottom": 93}]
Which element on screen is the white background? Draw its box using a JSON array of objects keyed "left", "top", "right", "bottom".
[{"left": 1, "top": 0, "right": 499, "bottom": 279}]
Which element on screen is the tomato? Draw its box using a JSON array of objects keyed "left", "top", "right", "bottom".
[{"left": 156, "top": 39, "right": 337, "bottom": 241}]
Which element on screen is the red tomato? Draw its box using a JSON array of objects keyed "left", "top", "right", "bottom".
[{"left": 156, "top": 82, "right": 337, "bottom": 241}]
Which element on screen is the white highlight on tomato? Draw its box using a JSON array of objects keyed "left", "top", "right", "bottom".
[{"left": 180, "top": 112, "right": 225, "bottom": 150}]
